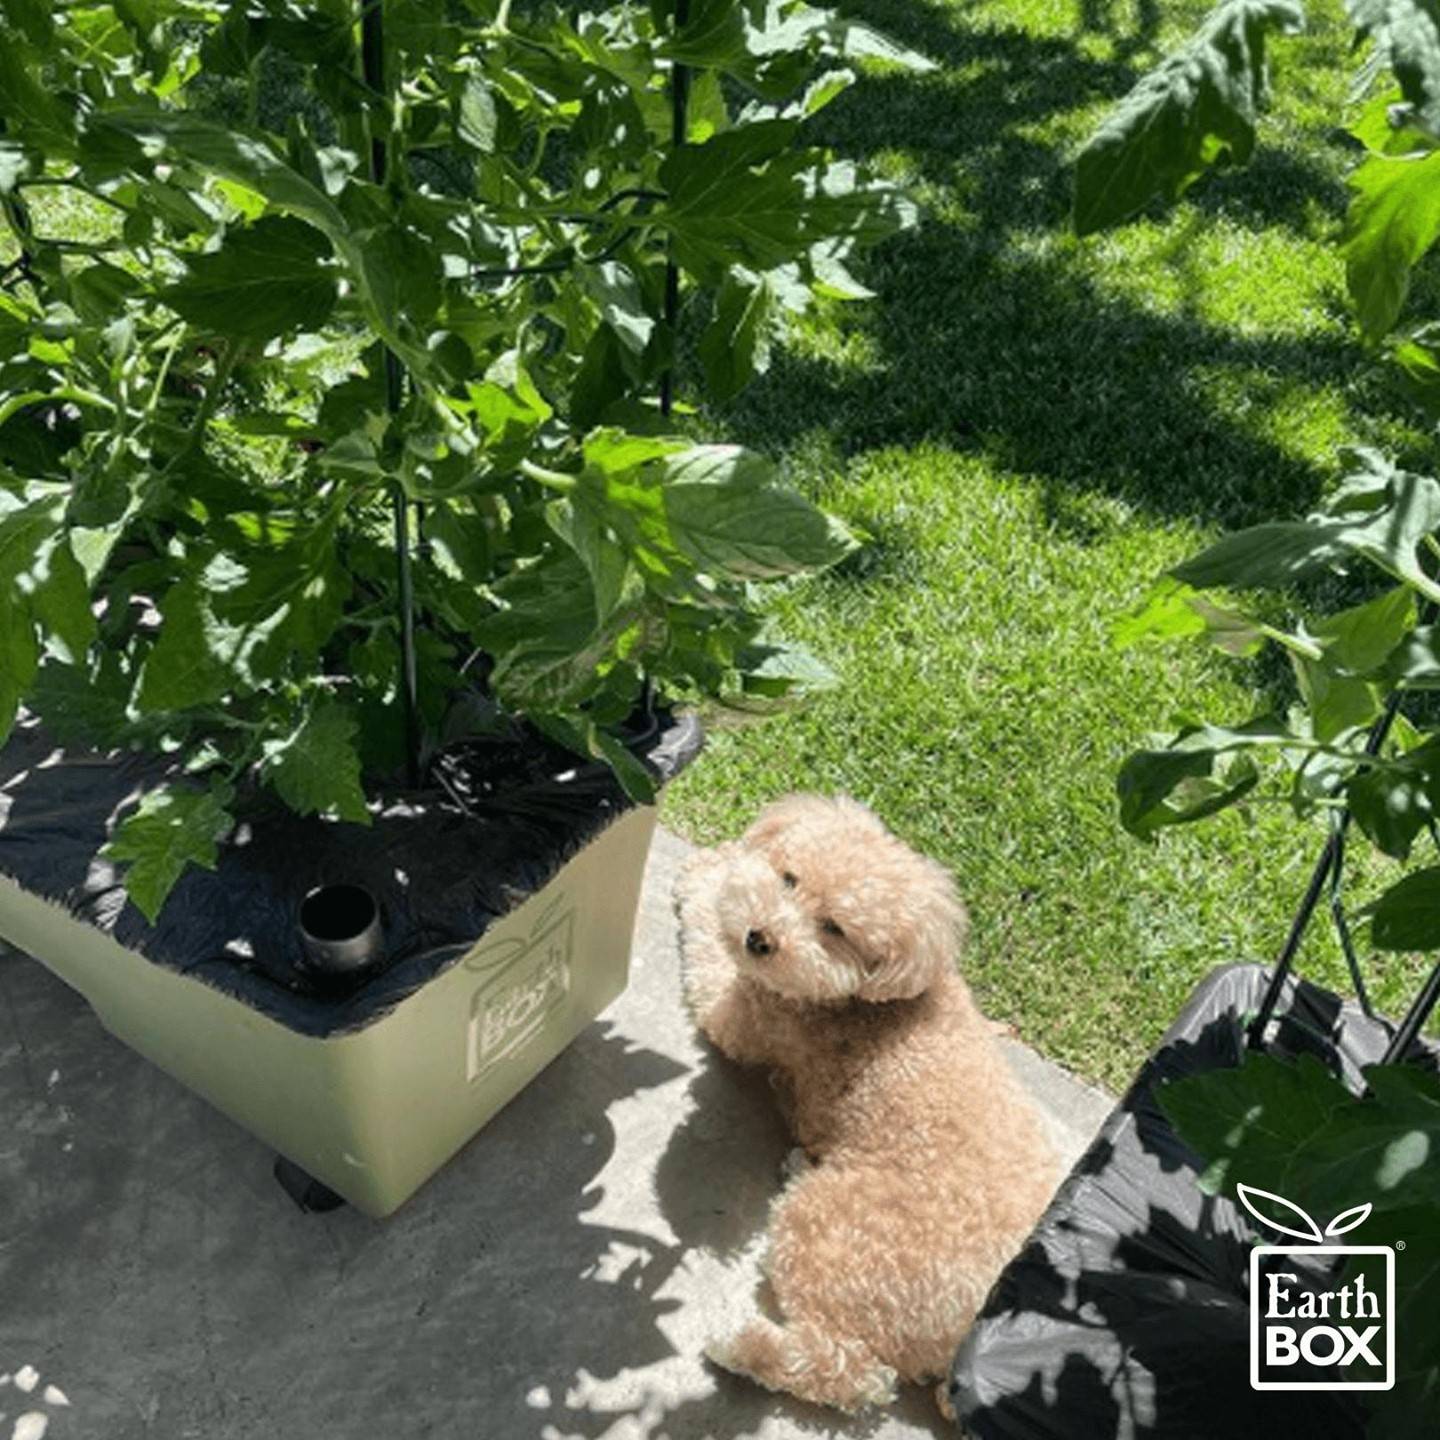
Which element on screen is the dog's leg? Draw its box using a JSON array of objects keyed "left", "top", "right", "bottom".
[{"left": 708, "top": 1316, "right": 898, "bottom": 1413}]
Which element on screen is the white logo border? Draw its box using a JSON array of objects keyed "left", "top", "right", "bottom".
[{"left": 1248, "top": 1244, "right": 1396, "bottom": 1392}]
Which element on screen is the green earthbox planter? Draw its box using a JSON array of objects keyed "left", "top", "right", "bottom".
[{"left": 0, "top": 709, "right": 699, "bottom": 1218}]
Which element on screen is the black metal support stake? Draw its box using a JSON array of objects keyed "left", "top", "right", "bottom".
[
  {"left": 1247, "top": 687, "right": 1408, "bottom": 1050},
  {"left": 659, "top": 0, "right": 690, "bottom": 420},
  {"left": 361, "top": 0, "right": 421, "bottom": 787},
  {"left": 1380, "top": 960, "right": 1440, "bottom": 1065}
]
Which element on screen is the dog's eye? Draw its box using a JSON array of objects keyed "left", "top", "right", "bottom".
[
  {"left": 782, "top": 871, "right": 797, "bottom": 889},
  {"left": 820, "top": 918, "right": 844, "bottom": 937}
]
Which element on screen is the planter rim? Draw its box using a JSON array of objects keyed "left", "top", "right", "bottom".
[{"left": 0, "top": 709, "right": 702, "bottom": 1037}]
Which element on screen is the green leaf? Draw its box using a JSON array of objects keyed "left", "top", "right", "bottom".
[
  {"left": 0, "top": 494, "right": 96, "bottom": 662},
  {"left": 1343, "top": 149, "right": 1440, "bottom": 340},
  {"left": 660, "top": 123, "right": 915, "bottom": 280},
  {"left": 1369, "top": 864, "right": 1440, "bottom": 948},
  {"left": 27, "top": 655, "right": 136, "bottom": 749},
  {"left": 662, "top": 0, "right": 933, "bottom": 81},
  {"left": 1297, "top": 1065, "right": 1440, "bottom": 1213},
  {"left": 1393, "top": 322, "right": 1440, "bottom": 418},
  {"left": 801, "top": 67, "right": 857, "bottom": 118},
  {"left": 1348, "top": 761, "right": 1434, "bottom": 858},
  {"left": 136, "top": 578, "right": 244, "bottom": 713},
  {"left": 1383, "top": 622, "right": 1440, "bottom": 684},
  {"left": 1349, "top": 0, "right": 1440, "bottom": 135},
  {"left": 0, "top": 33, "right": 76, "bottom": 153},
  {"left": 698, "top": 269, "right": 780, "bottom": 402},
  {"left": 1113, "top": 581, "right": 1210, "bottom": 647},
  {"left": 1073, "top": 0, "right": 1305, "bottom": 234},
  {"left": 457, "top": 69, "right": 498, "bottom": 153},
  {"left": 1292, "top": 654, "right": 1379, "bottom": 740},
  {"left": 24, "top": 533, "right": 96, "bottom": 662},
  {"left": 1174, "top": 464, "right": 1440, "bottom": 591},
  {"left": 1114, "top": 580, "right": 1272, "bottom": 655},
  {"left": 137, "top": 539, "right": 343, "bottom": 710},
  {"left": 661, "top": 445, "right": 858, "bottom": 579},
  {"left": 204, "top": 532, "right": 351, "bottom": 677},
  {"left": 1313, "top": 585, "right": 1415, "bottom": 673},
  {"left": 97, "top": 110, "right": 432, "bottom": 376},
  {"left": 1158, "top": 1051, "right": 1344, "bottom": 1196},
  {"left": 588, "top": 724, "right": 656, "bottom": 805},
  {"left": 104, "top": 779, "right": 235, "bottom": 923},
  {"left": 477, "top": 549, "right": 624, "bottom": 710},
  {"left": 736, "top": 634, "right": 838, "bottom": 696},
  {"left": 164, "top": 217, "right": 337, "bottom": 343},
  {"left": 1171, "top": 521, "right": 1349, "bottom": 588},
  {"left": 0, "top": 589, "right": 38, "bottom": 747},
  {"left": 1117, "top": 744, "right": 1261, "bottom": 838},
  {"left": 583, "top": 262, "right": 655, "bottom": 357},
  {"left": 69, "top": 261, "right": 143, "bottom": 324},
  {"left": 262, "top": 701, "right": 371, "bottom": 825},
  {"left": 356, "top": 220, "right": 444, "bottom": 338},
  {"left": 548, "top": 496, "right": 633, "bottom": 620},
  {"left": 1348, "top": 85, "right": 1439, "bottom": 157},
  {"left": 422, "top": 500, "right": 492, "bottom": 588},
  {"left": 1355, "top": 1205, "right": 1440, "bottom": 1439},
  {"left": 1, "top": 0, "right": 53, "bottom": 46},
  {"left": 99, "top": 110, "right": 347, "bottom": 231}
]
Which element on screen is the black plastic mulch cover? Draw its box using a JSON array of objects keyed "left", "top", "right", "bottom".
[
  {"left": 0, "top": 707, "right": 702, "bottom": 1038},
  {"left": 949, "top": 962, "right": 1433, "bottom": 1440}
]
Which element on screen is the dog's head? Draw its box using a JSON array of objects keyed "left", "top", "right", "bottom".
[{"left": 715, "top": 793, "right": 967, "bottom": 1005}]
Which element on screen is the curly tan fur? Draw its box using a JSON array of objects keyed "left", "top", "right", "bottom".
[{"left": 674, "top": 794, "right": 1059, "bottom": 1415}]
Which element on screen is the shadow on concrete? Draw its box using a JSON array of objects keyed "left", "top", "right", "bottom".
[
  {"left": 0, "top": 952, "right": 698, "bottom": 1440},
  {"left": 0, "top": 900, "right": 958, "bottom": 1439}
]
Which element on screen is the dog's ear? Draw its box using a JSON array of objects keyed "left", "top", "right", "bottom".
[{"left": 855, "top": 857, "right": 968, "bottom": 1002}]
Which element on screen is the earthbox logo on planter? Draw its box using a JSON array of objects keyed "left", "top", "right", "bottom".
[{"left": 1241, "top": 1183, "right": 1395, "bottom": 1392}]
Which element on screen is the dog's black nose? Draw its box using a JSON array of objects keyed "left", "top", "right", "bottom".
[{"left": 745, "top": 928, "right": 773, "bottom": 957}]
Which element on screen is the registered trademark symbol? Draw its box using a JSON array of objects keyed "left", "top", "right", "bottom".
[{"left": 1396, "top": 1240, "right": 1407, "bottom": 1250}]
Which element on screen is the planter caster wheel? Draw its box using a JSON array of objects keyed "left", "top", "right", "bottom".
[{"left": 273, "top": 1156, "right": 347, "bottom": 1214}]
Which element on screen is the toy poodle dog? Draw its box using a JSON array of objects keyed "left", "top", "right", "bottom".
[{"left": 674, "top": 793, "right": 1058, "bottom": 1415}]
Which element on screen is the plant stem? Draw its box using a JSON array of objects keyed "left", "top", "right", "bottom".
[
  {"left": 145, "top": 322, "right": 186, "bottom": 420},
  {"left": 0, "top": 387, "right": 116, "bottom": 429},
  {"left": 660, "top": 0, "right": 690, "bottom": 419},
  {"left": 360, "top": 0, "right": 422, "bottom": 787},
  {"left": 517, "top": 458, "right": 577, "bottom": 493},
  {"left": 158, "top": 342, "right": 238, "bottom": 478}
]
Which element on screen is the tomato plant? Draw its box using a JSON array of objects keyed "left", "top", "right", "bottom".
[
  {"left": 1077, "top": 15, "right": 1440, "bottom": 1424},
  {"left": 1073, "top": 0, "right": 1440, "bottom": 378},
  {"left": 0, "top": 0, "right": 929, "bottom": 918}
]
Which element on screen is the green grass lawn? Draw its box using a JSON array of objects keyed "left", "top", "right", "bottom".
[{"left": 661, "top": 0, "right": 1439, "bottom": 1089}]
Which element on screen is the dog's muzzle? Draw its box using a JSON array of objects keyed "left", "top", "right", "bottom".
[{"left": 745, "top": 928, "right": 774, "bottom": 958}]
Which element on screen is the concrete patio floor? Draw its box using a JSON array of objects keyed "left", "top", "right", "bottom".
[{"left": 0, "top": 828, "right": 1112, "bottom": 1440}]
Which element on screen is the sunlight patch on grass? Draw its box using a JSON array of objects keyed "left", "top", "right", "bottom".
[{"left": 667, "top": 0, "right": 1440, "bottom": 1085}]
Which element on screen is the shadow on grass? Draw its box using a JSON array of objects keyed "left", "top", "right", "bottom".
[{"left": 711, "top": 0, "right": 1400, "bottom": 538}]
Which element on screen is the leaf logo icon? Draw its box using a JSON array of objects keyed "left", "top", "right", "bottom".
[
  {"left": 1325, "top": 1203, "right": 1373, "bottom": 1238},
  {"left": 1236, "top": 1183, "right": 1325, "bottom": 1242}
]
